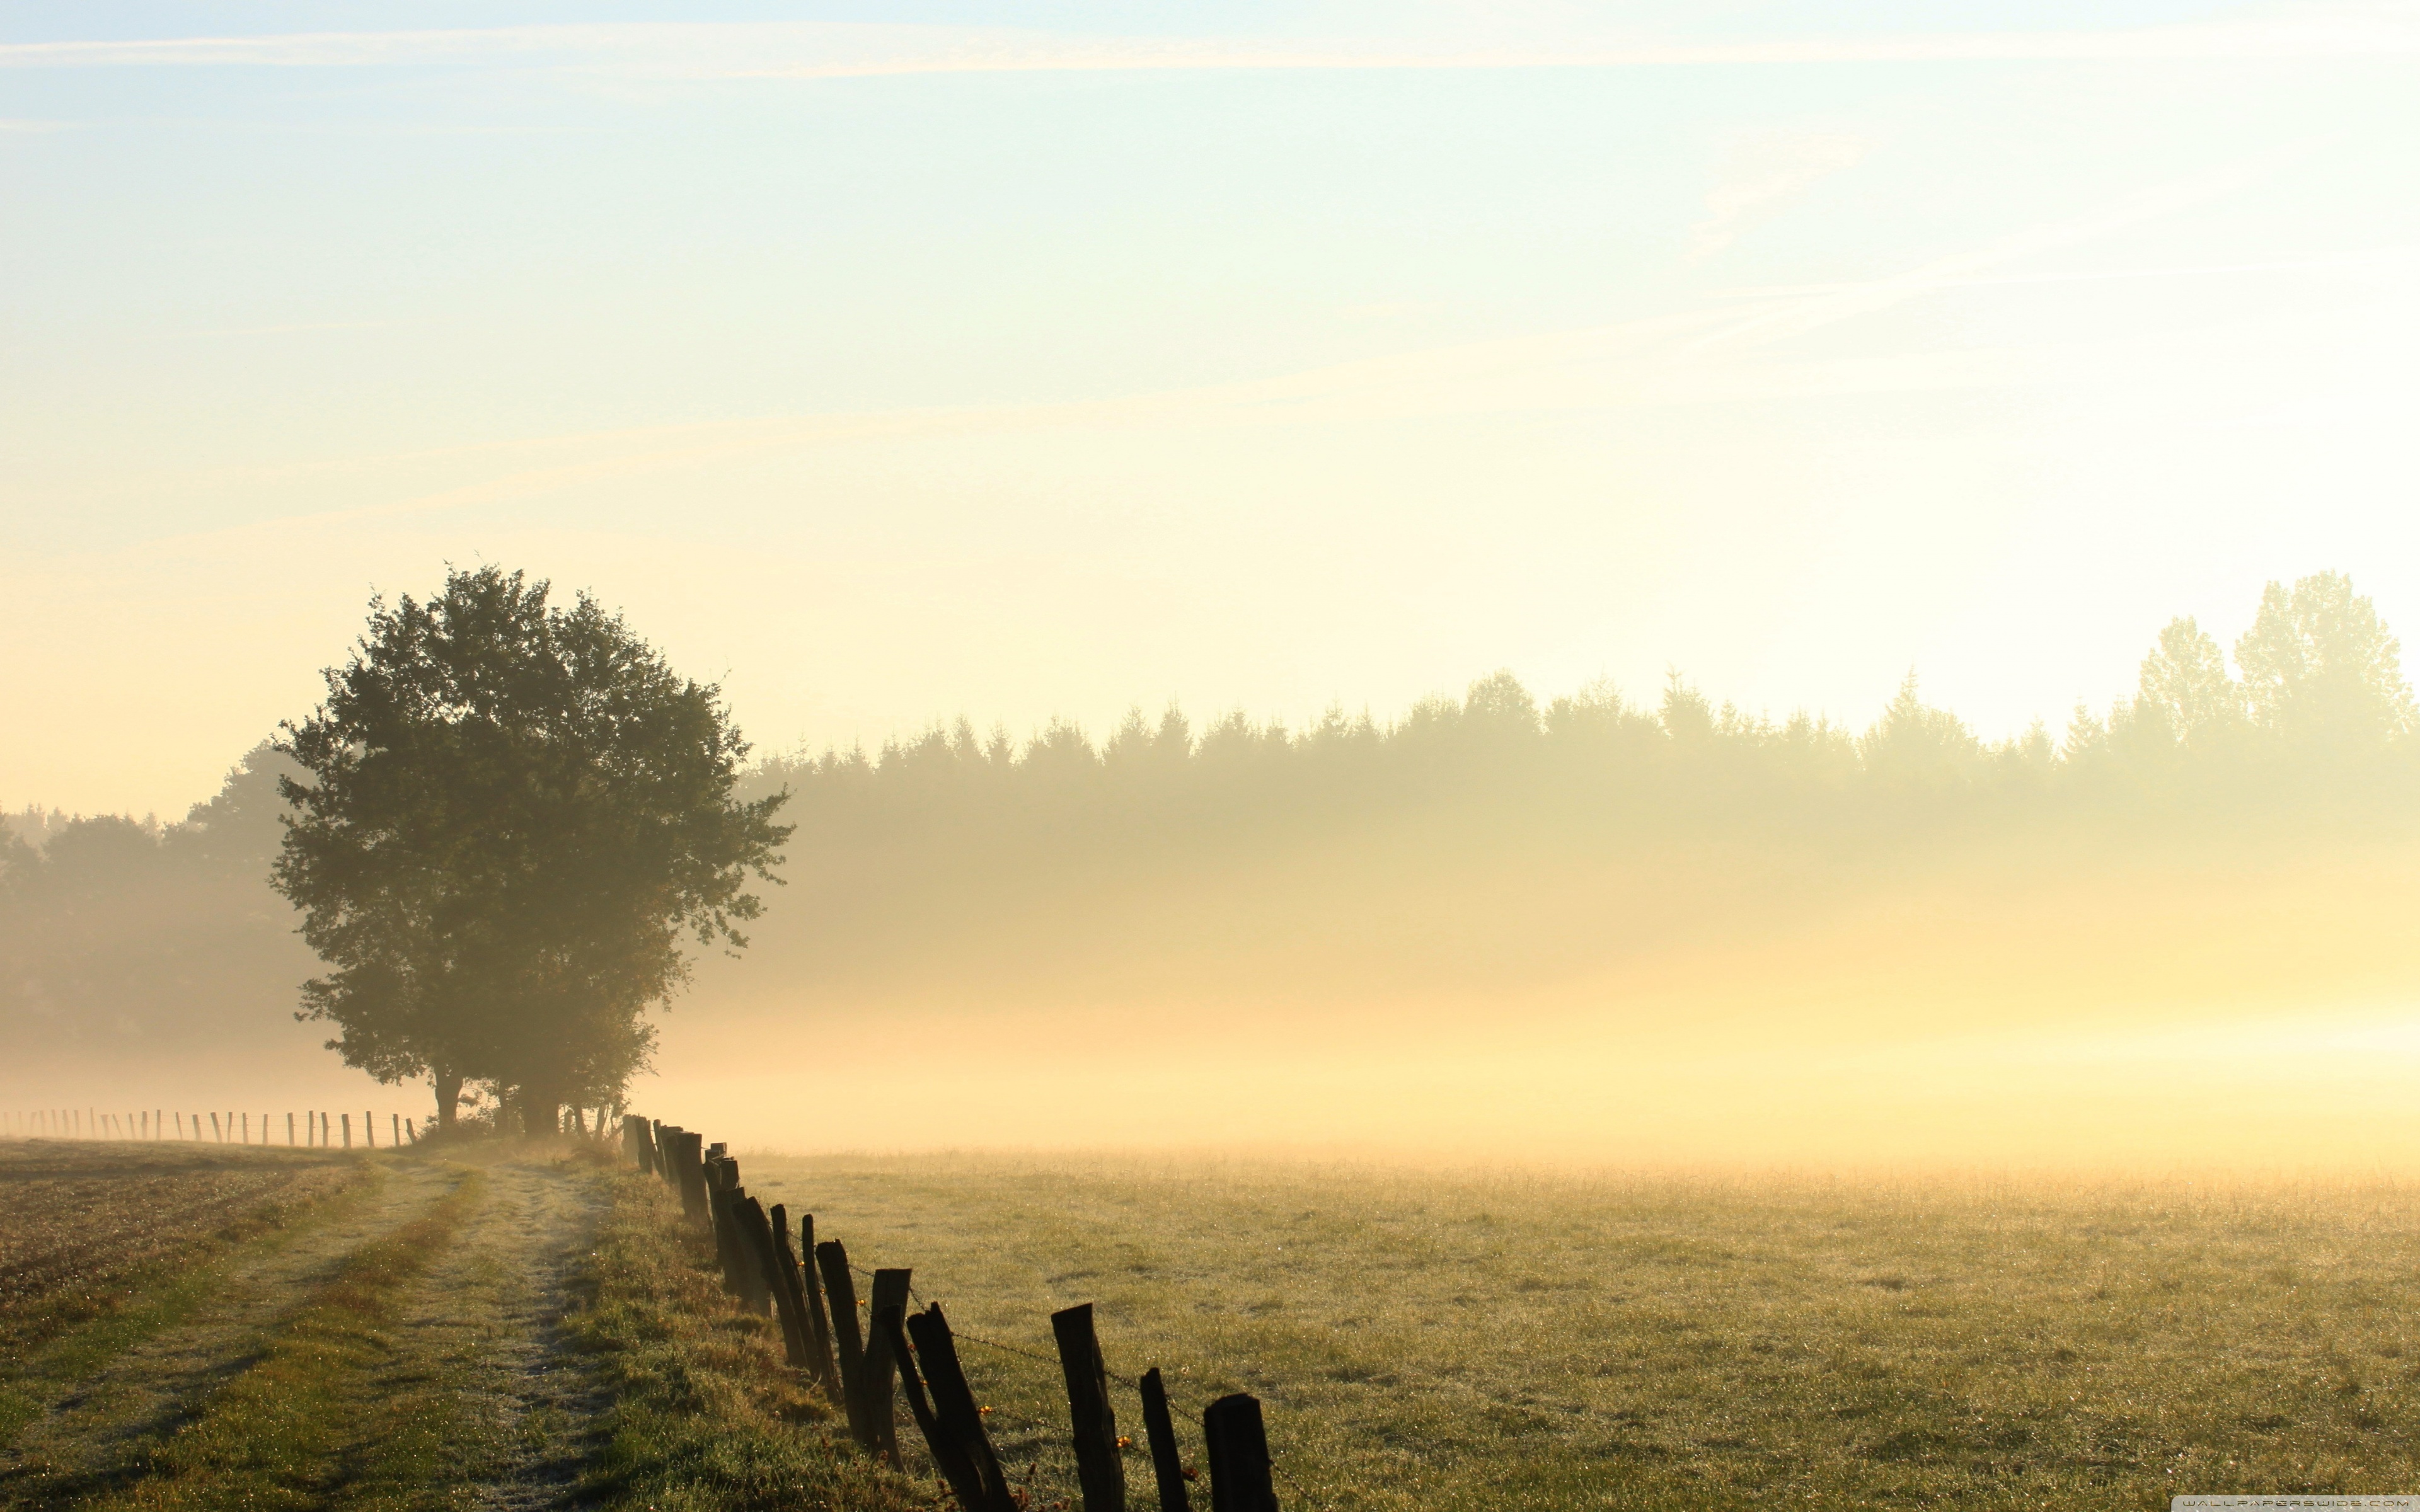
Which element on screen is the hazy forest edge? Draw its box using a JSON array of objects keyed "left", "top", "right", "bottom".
[{"left": 4, "top": 567, "right": 2416, "bottom": 1092}]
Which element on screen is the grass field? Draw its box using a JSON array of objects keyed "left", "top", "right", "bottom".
[
  {"left": 0, "top": 1140, "right": 628, "bottom": 1511},
  {"left": 0, "top": 1138, "right": 916, "bottom": 1512},
  {"left": 7, "top": 1136, "right": 2419, "bottom": 1510},
  {"left": 744, "top": 1154, "right": 2420, "bottom": 1511},
  {"left": 0, "top": 1142, "right": 366, "bottom": 1356}
]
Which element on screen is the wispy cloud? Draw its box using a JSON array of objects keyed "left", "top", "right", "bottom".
[
  {"left": 161, "top": 319, "right": 393, "bottom": 340},
  {"left": 5, "top": 11, "right": 2419, "bottom": 76},
  {"left": 150, "top": 151, "right": 2291, "bottom": 541},
  {"left": 1690, "top": 130, "right": 1875, "bottom": 261},
  {"left": 1677, "top": 144, "right": 2315, "bottom": 354}
]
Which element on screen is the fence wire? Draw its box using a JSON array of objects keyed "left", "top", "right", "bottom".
[
  {"left": 846, "top": 1261, "right": 1313, "bottom": 1506},
  {"left": 668, "top": 1136, "right": 1313, "bottom": 1508}
]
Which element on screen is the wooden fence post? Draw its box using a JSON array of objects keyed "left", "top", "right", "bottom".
[
  {"left": 653, "top": 1121, "right": 679, "bottom": 1189},
  {"left": 676, "top": 1133, "right": 709, "bottom": 1222},
  {"left": 906, "top": 1303, "right": 1019, "bottom": 1512},
  {"left": 1052, "top": 1303, "right": 1129, "bottom": 1512},
  {"left": 1201, "top": 1394, "right": 1277, "bottom": 1512},
  {"left": 1139, "top": 1368, "right": 1192, "bottom": 1512},
  {"left": 709, "top": 1162, "right": 766, "bottom": 1312},
  {"left": 740, "top": 1198, "right": 804, "bottom": 1355},
  {"left": 702, "top": 1155, "right": 735, "bottom": 1286},
  {"left": 729, "top": 1182, "right": 771, "bottom": 1314},
  {"left": 768, "top": 1204, "right": 831, "bottom": 1389},
  {"left": 669, "top": 1130, "right": 694, "bottom": 1211},
  {"left": 795, "top": 1213, "right": 839, "bottom": 1394},
  {"left": 863, "top": 1268, "right": 913, "bottom": 1467},
  {"left": 816, "top": 1240, "right": 871, "bottom": 1449},
  {"left": 879, "top": 1302, "right": 993, "bottom": 1511}
]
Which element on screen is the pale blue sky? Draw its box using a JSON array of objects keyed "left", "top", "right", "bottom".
[{"left": 6, "top": 3, "right": 2417, "bottom": 813}]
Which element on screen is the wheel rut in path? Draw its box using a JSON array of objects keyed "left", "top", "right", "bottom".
[{"left": 386, "top": 1154, "right": 614, "bottom": 1511}]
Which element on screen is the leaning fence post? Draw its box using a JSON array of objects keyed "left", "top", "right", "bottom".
[
  {"left": 1202, "top": 1394, "right": 1277, "bottom": 1512},
  {"left": 1052, "top": 1303, "right": 1130, "bottom": 1512},
  {"left": 817, "top": 1240, "right": 872, "bottom": 1448},
  {"left": 653, "top": 1121, "right": 677, "bottom": 1189},
  {"left": 880, "top": 1302, "right": 991, "bottom": 1511},
  {"left": 906, "top": 1303, "right": 1018, "bottom": 1512},
  {"left": 863, "top": 1269, "right": 913, "bottom": 1467},
  {"left": 721, "top": 1169, "right": 768, "bottom": 1312},
  {"left": 763, "top": 1202, "right": 811, "bottom": 1369},
  {"left": 795, "top": 1214, "right": 839, "bottom": 1394},
  {"left": 1139, "top": 1368, "right": 1192, "bottom": 1512},
  {"left": 739, "top": 1197, "right": 797, "bottom": 1343},
  {"left": 710, "top": 1165, "right": 765, "bottom": 1312}
]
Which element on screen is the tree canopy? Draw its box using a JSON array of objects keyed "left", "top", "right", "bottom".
[{"left": 270, "top": 566, "right": 790, "bottom": 1129}]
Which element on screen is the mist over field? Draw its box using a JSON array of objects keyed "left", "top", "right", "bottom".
[
  {"left": 8, "top": 0, "right": 2420, "bottom": 1181},
  {"left": 15, "top": 9, "right": 2420, "bottom": 1507},
  {"left": 8, "top": 571, "right": 2415, "bottom": 1170}
]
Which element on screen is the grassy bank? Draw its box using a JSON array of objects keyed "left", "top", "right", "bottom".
[
  {"left": 565, "top": 1165, "right": 924, "bottom": 1512},
  {"left": 743, "top": 1154, "right": 2420, "bottom": 1511}
]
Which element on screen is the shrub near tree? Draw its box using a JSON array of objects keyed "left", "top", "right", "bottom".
[{"left": 272, "top": 566, "right": 791, "bottom": 1133}]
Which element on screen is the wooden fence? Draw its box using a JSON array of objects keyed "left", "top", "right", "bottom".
[
  {"left": 3, "top": 1107, "right": 422, "bottom": 1149},
  {"left": 626, "top": 1114, "right": 1286, "bottom": 1512}
]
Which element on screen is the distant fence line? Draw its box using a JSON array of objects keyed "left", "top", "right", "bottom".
[
  {"left": 623, "top": 1113, "right": 1286, "bottom": 1512},
  {"left": 3, "top": 1107, "right": 422, "bottom": 1149}
]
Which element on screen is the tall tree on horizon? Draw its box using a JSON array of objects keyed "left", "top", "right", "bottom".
[
  {"left": 2235, "top": 571, "right": 2417, "bottom": 753},
  {"left": 272, "top": 566, "right": 790, "bottom": 1131},
  {"left": 2135, "top": 617, "right": 2245, "bottom": 750}
]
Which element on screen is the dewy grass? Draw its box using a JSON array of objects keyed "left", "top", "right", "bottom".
[
  {"left": 562, "top": 1168, "right": 926, "bottom": 1512},
  {"left": 85, "top": 1166, "right": 487, "bottom": 1512},
  {"left": 0, "top": 1146, "right": 370, "bottom": 1358},
  {"left": 743, "top": 1154, "right": 2420, "bottom": 1512},
  {"left": 0, "top": 1161, "right": 380, "bottom": 1452}
]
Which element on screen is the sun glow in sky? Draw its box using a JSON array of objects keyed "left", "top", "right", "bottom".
[{"left": 6, "top": 1, "right": 2419, "bottom": 816}]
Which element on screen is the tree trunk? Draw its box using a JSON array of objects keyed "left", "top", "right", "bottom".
[
  {"left": 434, "top": 1068, "right": 462, "bottom": 1131},
  {"left": 515, "top": 1079, "right": 565, "bottom": 1138}
]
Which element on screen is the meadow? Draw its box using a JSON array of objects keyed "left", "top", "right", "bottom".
[
  {"left": 0, "top": 1140, "right": 618, "bottom": 1511},
  {"left": 744, "top": 1153, "right": 2420, "bottom": 1511},
  {"left": 7, "top": 1135, "right": 2417, "bottom": 1510}
]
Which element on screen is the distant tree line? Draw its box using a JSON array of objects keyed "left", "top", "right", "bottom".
[
  {"left": 757, "top": 570, "right": 2417, "bottom": 857},
  {"left": 5, "top": 568, "right": 2414, "bottom": 1081}
]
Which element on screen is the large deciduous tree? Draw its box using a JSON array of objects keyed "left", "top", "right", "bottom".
[
  {"left": 272, "top": 567, "right": 790, "bottom": 1131},
  {"left": 2135, "top": 617, "right": 2244, "bottom": 750},
  {"left": 2236, "top": 571, "right": 2417, "bottom": 753}
]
